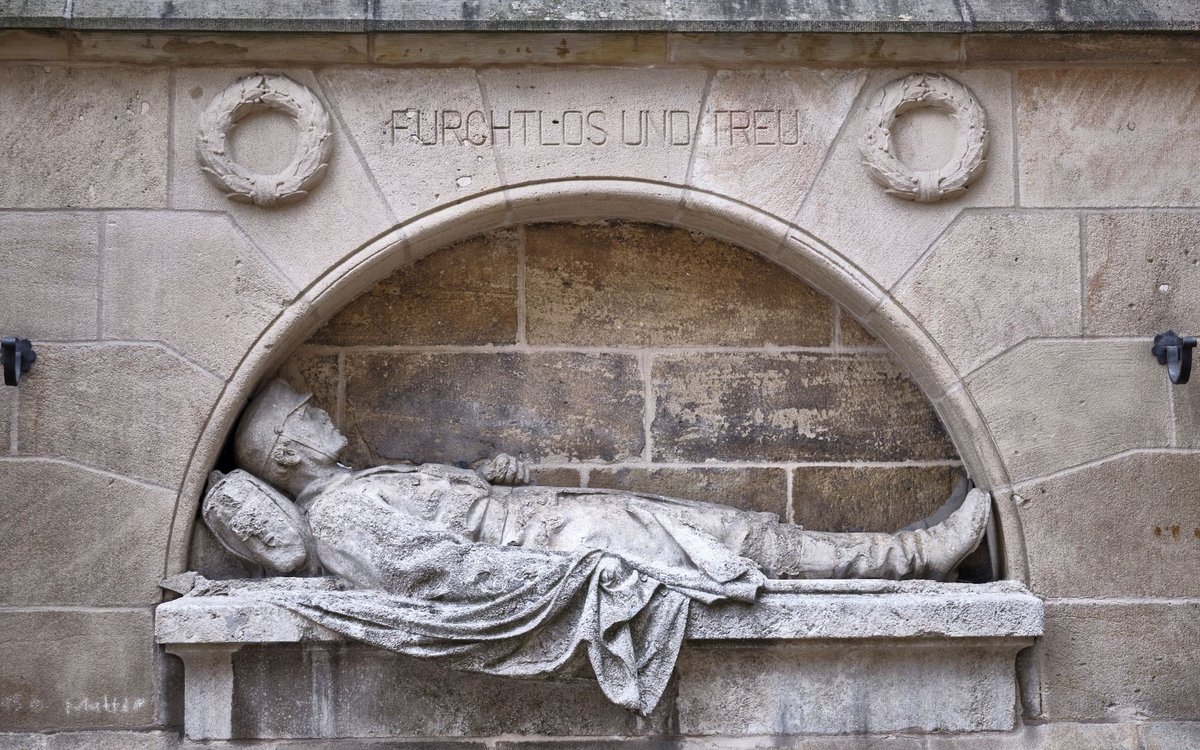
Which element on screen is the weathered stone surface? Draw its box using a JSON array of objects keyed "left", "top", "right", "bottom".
[
  {"left": 838, "top": 308, "right": 881, "bottom": 347},
  {"left": 1142, "top": 722, "right": 1200, "bottom": 750},
  {"left": 1038, "top": 601, "right": 1200, "bottom": 721},
  {"left": 795, "top": 68, "right": 1014, "bottom": 289},
  {"left": 499, "top": 742, "right": 675, "bottom": 750},
  {"left": 652, "top": 352, "right": 956, "bottom": 462},
  {"left": 0, "top": 388, "right": 13, "bottom": 454},
  {"left": 587, "top": 467, "right": 787, "bottom": 516},
  {"left": 343, "top": 351, "right": 643, "bottom": 465},
  {"left": 172, "top": 68, "right": 393, "bottom": 289},
  {"left": 1177, "top": 383, "right": 1200, "bottom": 449},
  {"left": 316, "top": 67, "right": 501, "bottom": 221},
  {"left": 1019, "top": 68, "right": 1200, "bottom": 206},
  {"left": 0, "top": 30, "right": 70, "bottom": 59},
  {"left": 72, "top": 0, "right": 368, "bottom": 31},
  {"left": 689, "top": 68, "right": 864, "bottom": 220},
  {"left": 965, "top": 32, "right": 1200, "bottom": 63},
  {"left": 792, "top": 465, "right": 961, "bottom": 533},
  {"left": 0, "top": 610, "right": 156, "bottom": 731},
  {"left": 1016, "top": 452, "right": 1200, "bottom": 598},
  {"left": 478, "top": 68, "right": 707, "bottom": 185},
  {"left": 374, "top": 32, "right": 668, "bottom": 65},
  {"left": 925, "top": 721, "right": 1141, "bottom": 749},
  {"left": 677, "top": 639, "right": 1023, "bottom": 735},
  {"left": 967, "top": 340, "right": 1170, "bottom": 482},
  {"left": 0, "top": 213, "right": 98, "bottom": 341},
  {"left": 74, "top": 31, "right": 369, "bottom": 63},
  {"left": 1084, "top": 212, "right": 1200, "bottom": 335},
  {"left": 42, "top": 731, "right": 178, "bottom": 750},
  {"left": 528, "top": 466, "right": 583, "bottom": 487},
  {"left": 313, "top": 229, "right": 519, "bottom": 347},
  {"left": 679, "top": 738, "right": 922, "bottom": 750},
  {"left": 17, "top": 344, "right": 222, "bottom": 488},
  {"left": 893, "top": 211, "right": 1081, "bottom": 376},
  {"left": 525, "top": 222, "right": 834, "bottom": 346},
  {"left": 669, "top": 33, "right": 961, "bottom": 65},
  {"left": 229, "top": 643, "right": 669, "bottom": 738},
  {"left": 102, "top": 211, "right": 292, "bottom": 375},
  {"left": 0, "top": 65, "right": 167, "bottom": 208},
  {"left": 0, "top": 459, "right": 174, "bottom": 605}
]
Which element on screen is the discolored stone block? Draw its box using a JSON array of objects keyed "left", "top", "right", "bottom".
[
  {"left": 0, "top": 65, "right": 168, "bottom": 208},
  {"left": 529, "top": 466, "right": 583, "bottom": 487},
  {"left": 792, "top": 465, "right": 962, "bottom": 534},
  {"left": 1084, "top": 212, "right": 1200, "bottom": 336},
  {"left": 0, "top": 30, "right": 70, "bottom": 60},
  {"left": 0, "top": 459, "right": 175, "bottom": 606},
  {"left": 1038, "top": 601, "right": 1200, "bottom": 721},
  {"left": 17, "top": 344, "right": 222, "bottom": 488},
  {"left": 102, "top": 211, "right": 293, "bottom": 376},
  {"left": 229, "top": 643, "right": 668, "bottom": 738},
  {"left": 652, "top": 352, "right": 956, "bottom": 463},
  {"left": 587, "top": 467, "right": 787, "bottom": 516},
  {"left": 893, "top": 211, "right": 1081, "bottom": 376},
  {"left": 966, "top": 340, "right": 1170, "bottom": 482},
  {"left": 0, "top": 610, "right": 157, "bottom": 731},
  {"left": 677, "top": 639, "right": 1022, "bottom": 735},
  {"left": 525, "top": 222, "right": 833, "bottom": 347},
  {"left": 0, "top": 213, "right": 98, "bottom": 341},
  {"left": 1016, "top": 453, "right": 1200, "bottom": 598},
  {"left": 276, "top": 350, "right": 339, "bottom": 413},
  {"left": 1019, "top": 68, "right": 1200, "bottom": 207},
  {"left": 313, "top": 229, "right": 519, "bottom": 347},
  {"left": 343, "top": 351, "right": 643, "bottom": 465}
]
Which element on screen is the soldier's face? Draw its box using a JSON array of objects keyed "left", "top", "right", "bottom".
[{"left": 284, "top": 403, "right": 349, "bottom": 463}]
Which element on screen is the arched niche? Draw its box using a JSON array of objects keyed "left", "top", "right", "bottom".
[{"left": 165, "top": 179, "right": 1024, "bottom": 584}]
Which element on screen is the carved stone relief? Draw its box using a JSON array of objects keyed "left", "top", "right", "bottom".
[
  {"left": 196, "top": 74, "right": 333, "bottom": 207},
  {"left": 860, "top": 72, "right": 989, "bottom": 203}
]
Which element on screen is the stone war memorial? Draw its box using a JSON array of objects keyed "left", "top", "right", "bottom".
[{"left": 1, "top": 2, "right": 1199, "bottom": 749}]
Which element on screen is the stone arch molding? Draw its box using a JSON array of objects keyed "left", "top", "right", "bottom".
[{"left": 166, "top": 179, "right": 1025, "bottom": 583}]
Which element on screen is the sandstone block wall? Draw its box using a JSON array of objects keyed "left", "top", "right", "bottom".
[
  {"left": 0, "top": 28, "right": 1198, "bottom": 749},
  {"left": 275, "top": 222, "right": 961, "bottom": 533}
]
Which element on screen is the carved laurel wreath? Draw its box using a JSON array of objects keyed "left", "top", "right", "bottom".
[
  {"left": 196, "top": 74, "right": 333, "bottom": 208},
  {"left": 860, "top": 73, "right": 989, "bottom": 204}
]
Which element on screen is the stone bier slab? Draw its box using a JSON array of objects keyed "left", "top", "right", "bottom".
[
  {"left": 157, "top": 579, "right": 1042, "bottom": 739},
  {"left": 156, "top": 578, "right": 1044, "bottom": 645},
  {"left": 7, "top": 0, "right": 1200, "bottom": 33}
]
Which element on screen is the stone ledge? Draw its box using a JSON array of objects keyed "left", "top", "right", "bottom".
[
  {"left": 4, "top": 1, "right": 1200, "bottom": 33},
  {"left": 155, "top": 579, "right": 1044, "bottom": 645}
]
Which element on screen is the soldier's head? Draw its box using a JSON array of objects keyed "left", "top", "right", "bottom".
[{"left": 234, "top": 379, "right": 349, "bottom": 496}]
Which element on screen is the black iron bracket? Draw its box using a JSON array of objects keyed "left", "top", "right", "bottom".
[
  {"left": 1, "top": 337, "right": 36, "bottom": 387},
  {"left": 1152, "top": 331, "right": 1196, "bottom": 385}
]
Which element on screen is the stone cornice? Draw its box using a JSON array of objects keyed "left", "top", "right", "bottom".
[{"left": 3, "top": 0, "right": 1199, "bottom": 33}]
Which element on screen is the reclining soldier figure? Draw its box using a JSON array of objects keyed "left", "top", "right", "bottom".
[{"left": 197, "top": 379, "right": 992, "bottom": 712}]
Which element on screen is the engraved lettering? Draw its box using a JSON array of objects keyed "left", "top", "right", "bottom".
[
  {"left": 386, "top": 106, "right": 806, "bottom": 148},
  {"left": 587, "top": 110, "right": 607, "bottom": 145}
]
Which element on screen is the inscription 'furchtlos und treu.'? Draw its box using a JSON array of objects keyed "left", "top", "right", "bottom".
[{"left": 390, "top": 108, "right": 810, "bottom": 147}]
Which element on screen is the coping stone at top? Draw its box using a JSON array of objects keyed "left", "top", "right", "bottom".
[{"left": 7, "top": 0, "right": 1200, "bottom": 33}]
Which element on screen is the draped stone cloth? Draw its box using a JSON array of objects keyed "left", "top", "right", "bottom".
[{"left": 197, "top": 464, "right": 769, "bottom": 713}]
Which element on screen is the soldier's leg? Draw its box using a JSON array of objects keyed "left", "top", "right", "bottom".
[{"left": 752, "top": 488, "right": 991, "bottom": 580}]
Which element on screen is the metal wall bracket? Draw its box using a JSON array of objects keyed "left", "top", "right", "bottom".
[
  {"left": 1152, "top": 331, "right": 1196, "bottom": 385},
  {"left": 1, "top": 337, "right": 36, "bottom": 386}
]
